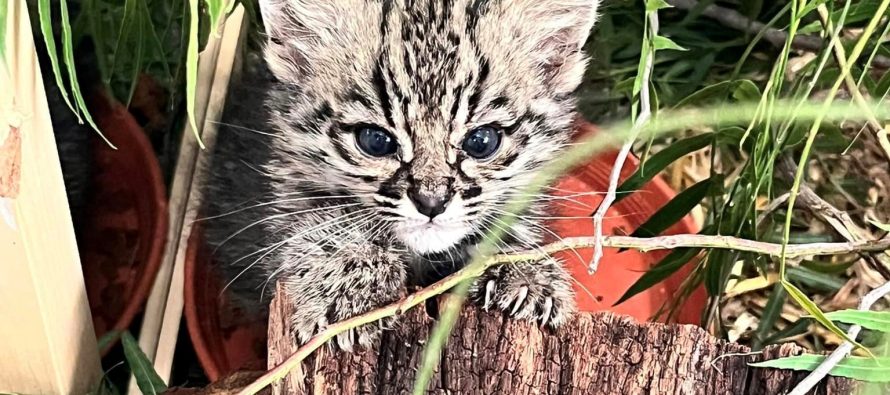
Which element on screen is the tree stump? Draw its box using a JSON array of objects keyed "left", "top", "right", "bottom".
[{"left": 267, "top": 285, "right": 853, "bottom": 394}]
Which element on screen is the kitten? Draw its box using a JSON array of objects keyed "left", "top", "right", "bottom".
[{"left": 202, "top": 0, "right": 600, "bottom": 350}]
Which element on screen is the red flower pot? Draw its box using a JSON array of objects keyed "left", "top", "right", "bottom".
[
  {"left": 185, "top": 121, "right": 706, "bottom": 380},
  {"left": 79, "top": 91, "right": 168, "bottom": 353}
]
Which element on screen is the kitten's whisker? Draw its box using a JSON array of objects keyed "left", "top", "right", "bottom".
[
  {"left": 212, "top": 202, "right": 364, "bottom": 254},
  {"left": 224, "top": 210, "right": 376, "bottom": 294},
  {"left": 209, "top": 120, "right": 281, "bottom": 137},
  {"left": 196, "top": 194, "right": 372, "bottom": 222}
]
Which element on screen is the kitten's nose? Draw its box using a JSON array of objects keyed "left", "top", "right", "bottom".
[{"left": 408, "top": 190, "right": 449, "bottom": 219}]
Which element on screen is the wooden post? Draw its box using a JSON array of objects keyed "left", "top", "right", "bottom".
[
  {"left": 129, "top": 5, "right": 248, "bottom": 393},
  {"left": 0, "top": 0, "right": 102, "bottom": 393},
  {"left": 264, "top": 284, "right": 853, "bottom": 395}
]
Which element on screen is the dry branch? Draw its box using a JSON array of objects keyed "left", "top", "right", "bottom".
[
  {"left": 238, "top": 233, "right": 890, "bottom": 394},
  {"left": 265, "top": 285, "right": 854, "bottom": 394}
]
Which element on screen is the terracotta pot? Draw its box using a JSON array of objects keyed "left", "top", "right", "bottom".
[
  {"left": 79, "top": 91, "right": 168, "bottom": 353},
  {"left": 185, "top": 121, "right": 706, "bottom": 381}
]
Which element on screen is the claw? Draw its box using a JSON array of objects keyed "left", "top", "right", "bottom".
[
  {"left": 484, "top": 280, "right": 495, "bottom": 311},
  {"left": 511, "top": 286, "right": 529, "bottom": 315},
  {"left": 541, "top": 297, "right": 554, "bottom": 327},
  {"left": 336, "top": 331, "right": 354, "bottom": 352}
]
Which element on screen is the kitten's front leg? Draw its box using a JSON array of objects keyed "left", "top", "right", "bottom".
[
  {"left": 284, "top": 246, "right": 407, "bottom": 351},
  {"left": 470, "top": 256, "right": 576, "bottom": 327}
]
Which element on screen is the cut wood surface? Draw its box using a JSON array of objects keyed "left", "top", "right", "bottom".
[
  {"left": 265, "top": 285, "right": 853, "bottom": 395},
  {"left": 0, "top": 0, "right": 101, "bottom": 393}
]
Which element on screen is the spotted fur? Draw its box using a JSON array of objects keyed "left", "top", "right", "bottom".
[{"left": 201, "top": 0, "right": 600, "bottom": 349}]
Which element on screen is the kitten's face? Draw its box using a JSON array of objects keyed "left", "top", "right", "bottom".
[{"left": 260, "top": 0, "right": 598, "bottom": 254}]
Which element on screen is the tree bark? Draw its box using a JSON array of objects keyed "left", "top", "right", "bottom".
[{"left": 267, "top": 285, "right": 853, "bottom": 395}]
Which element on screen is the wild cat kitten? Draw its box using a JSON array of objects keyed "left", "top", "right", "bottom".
[{"left": 202, "top": 0, "right": 600, "bottom": 350}]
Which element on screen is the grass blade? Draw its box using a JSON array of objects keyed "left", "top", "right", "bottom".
[
  {"left": 782, "top": 280, "right": 870, "bottom": 355},
  {"left": 121, "top": 331, "right": 167, "bottom": 395},
  {"left": 615, "top": 247, "right": 701, "bottom": 305},
  {"left": 186, "top": 0, "right": 205, "bottom": 148},
  {"left": 36, "top": 0, "right": 76, "bottom": 114},
  {"left": 628, "top": 177, "right": 715, "bottom": 238},
  {"left": 751, "top": 355, "right": 890, "bottom": 383},
  {"left": 825, "top": 310, "right": 890, "bottom": 333},
  {"left": 59, "top": 0, "right": 114, "bottom": 147},
  {"left": 615, "top": 132, "right": 713, "bottom": 203}
]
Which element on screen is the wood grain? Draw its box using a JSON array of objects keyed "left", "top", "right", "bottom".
[
  {"left": 267, "top": 285, "right": 853, "bottom": 395},
  {"left": 0, "top": 0, "right": 101, "bottom": 393}
]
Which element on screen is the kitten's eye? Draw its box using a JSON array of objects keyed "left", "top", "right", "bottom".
[
  {"left": 462, "top": 126, "right": 502, "bottom": 159},
  {"left": 355, "top": 126, "right": 398, "bottom": 157}
]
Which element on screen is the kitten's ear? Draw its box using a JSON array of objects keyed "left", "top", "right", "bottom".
[
  {"left": 258, "top": 0, "right": 373, "bottom": 83},
  {"left": 487, "top": 0, "right": 601, "bottom": 93}
]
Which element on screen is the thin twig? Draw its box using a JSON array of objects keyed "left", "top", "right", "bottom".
[
  {"left": 237, "top": 234, "right": 890, "bottom": 395},
  {"left": 778, "top": 157, "right": 890, "bottom": 281},
  {"left": 589, "top": 7, "right": 659, "bottom": 274},
  {"left": 787, "top": 280, "right": 890, "bottom": 395},
  {"left": 667, "top": 0, "right": 890, "bottom": 69}
]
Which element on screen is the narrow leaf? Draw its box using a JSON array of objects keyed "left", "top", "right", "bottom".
[
  {"left": 37, "top": 0, "right": 77, "bottom": 114},
  {"left": 615, "top": 133, "right": 714, "bottom": 203},
  {"left": 782, "top": 281, "right": 870, "bottom": 354},
  {"left": 753, "top": 283, "right": 787, "bottom": 350},
  {"left": 59, "top": 0, "right": 114, "bottom": 147},
  {"left": 629, "top": 177, "right": 715, "bottom": 238},
  {"left": 646, "top": 0, "right": 672, "bottom": 11},
  {"left": 868, "top": 219, "right": 890, "bottom": 232},
  {"left": 615, "top": 247, "right": 701, "bottom": 305},
  {"left": 0, "top": 0, "right": 7, "bottom": 73},
  {"left": 652, "top": 35, "right": 687, "bottom": 51},
  {"left": 751, "top": 355, "right": 890, "bottom": 383},
  {"left": 96, "top": 330, "right": 122, "bottom": 351},
  {"left": 825, "top": 310, "right": 890, "bottom": 333},
  {"left": 674, "top": 80, "right": 759, "bottom": 108},
  {"left": 121, "top": 332, "right": 167, "bottom": 395},
  {"left": 206, "top": 0, "right": 226, "bottom": 37},
  {"left": 187, "top": 0, "right": 205, "bottom": 148}
]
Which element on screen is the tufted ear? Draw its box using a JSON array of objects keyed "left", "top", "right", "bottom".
[
  {"left": 258, "top": 0, "right": 378, "bottom": 83},
  {"left": 479, "top": 0, "right": 601, "bottom": 93}
]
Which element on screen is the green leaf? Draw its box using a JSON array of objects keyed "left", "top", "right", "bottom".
[
  {"left": 868, "top": 219, "right": 890, "bottom": 232},
  {"left": 629, "top": 177, "right": 716, "bottom": 238},
  {"left": 761, "top": 319, "right": 811, "bottom": 346},
  {"left": 801, "top": 259, "right": 856, "bottom": 275},
  {"left": 787, "top": 266, "right": 845, "bottom": 292},
  {"left": 121, "top": 332, "right": 167, "bottom": 395},
  {"left": 646, "top": 0, "right": 672, "bottom": 11},
  {"left": 615, "top": 133, "right": 714, "bottom": 203},
  {"left": 782, "top": 280, "right": 870, "bottom": 354},
  {"left": 674, "top": 80, "right": 759, "bottom": 108},
  {"left": 732, "top": 80, "right": 762, "bottom": 102},
  {"left": 97, "top": 330, "right": 122, "bottom": 351},
  {"left": 753, "top": 283, "right": 787, "bottom": 350},
  {"left": 206, "top": 0, "right": 227, "bottom": 37},
  {"left": 37, "top": 0, "right": 77, "bottom": 114},
  {"left": 0, "top": 0, "right": 7, "bottom": 73},
  {"left": 652, "top": 35, "right": 687, "bottom": 51},
  {"left": 615, "top": 247, "right": 701, "bottom": 306},
  {"left": 825, "top": 310, "right": 890, "bottom": 333},
  {"left": 750, "top": 355, "right": 890, "bottom": 383},
  {"left": 59, "top": 0, "right": 113, "bottom": 147},
  {"left": 186, "top": 0, "right": 205, "bottom": 148}
]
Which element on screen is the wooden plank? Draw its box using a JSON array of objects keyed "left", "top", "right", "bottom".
[
  {"left": 129, "top": 5, "right": 248, "bottom": 392},
  {"left": 0, "top": 0, "right": 102, "bottom": 393}
]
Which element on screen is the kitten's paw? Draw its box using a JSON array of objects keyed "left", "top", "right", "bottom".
[
  {"left": 471, "top": 259, "right": 576, "bottom": 328},
  {"left": 291, "top": 310, "right": 393, "bottom": 352}
]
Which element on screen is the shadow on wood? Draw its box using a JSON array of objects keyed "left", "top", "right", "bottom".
[{"left": 255, "top": 284, "right": 855, "bottom": 394}]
